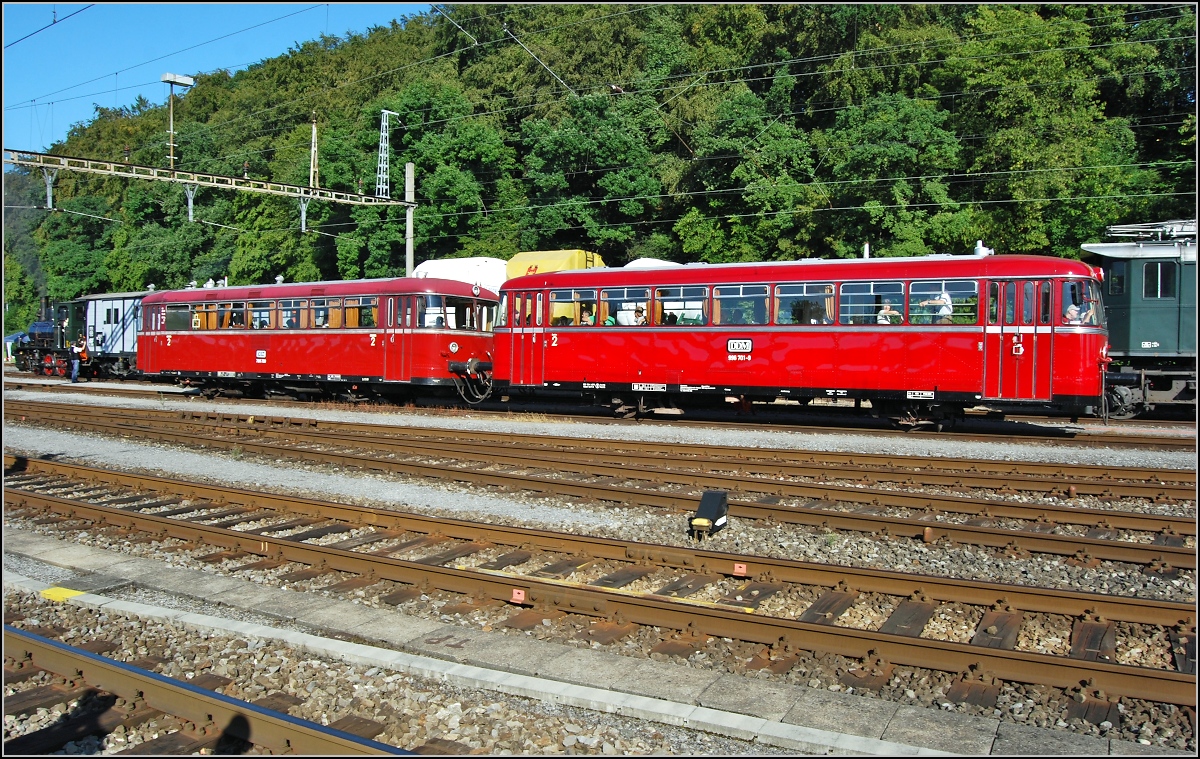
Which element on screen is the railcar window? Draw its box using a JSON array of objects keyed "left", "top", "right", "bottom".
[
  {"left": 1108, "top": 261, "right": 1127, "bottom": 295},
  {"left": 344, "top": 297, "right": 378, "bottom": 328},
  {"left": 418, "top": 295, "right": 443, "bottom": 328},
  {"left": 164, "top": 304, "right": 190, "bottom": 331},
  {"left": 1039, "top": 282, "right": 1052, "bottom": 325},
  {"left": 476, "top": 300, "right": 497, "bottom": 331},
  {"left": 497, "top": 294, "right": 509, "bottom": 327},
  {"left": 279, "top": 299, "right": 306, "bottom": 329},
  {"left": 654, "top": 286, "right": 707, "bottom": 325},
  {"left": 1061, "top": 281, "right": 1104, "bottom": 326},
  {"left": 549, "top": 289, "right": 598, "bottom": 326},
  {"left": 249, "top": 301, "right": 274, "bottom": 329},
  {"left": 520, "top": 293, "right": 534, "bottom": 326},
  {"left": 600, "top": 287, "right": 650, "bottom": 325},
  {"left": 909, "top": 280, "right": 978, "bottom": 325},
  {"left": 838, "top": 281, "right": 904, "bottom": 325},
  {"left": 1022, "top": 282, "right": 1035, "bottom": 325},
  {"left": 192, "top": 303, "right": 218, "bottom": 330},
  {"left": 775, "top": 283, "right": 835, "bottom": 325},
  {"left": 450, "top": 296, "right": 482, "bottom": 330},
  {"left": 311, "top": 298, "right": 341, "bottom": 328},
  {"left": 987, "top": 282, "right": 1000, "bottom": 324},
  {"left": 216, "top": 303, "right": 246, "bottom": 329},
  {"left": 713, "top": 285, "right": 767, "bottom": 325},
  {"left": 1143, "top": 262, "right": 1177, "bottom": 299}
]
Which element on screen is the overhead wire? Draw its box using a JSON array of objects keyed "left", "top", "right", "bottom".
[
  {"left": 4, "top": 4, "right": 95, "bottom": 49},
  {"left": 7, "top": 4, "right": 1193, "bottom": 249}
]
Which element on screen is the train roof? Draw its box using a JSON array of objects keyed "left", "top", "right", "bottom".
[
  {"left": 140, "top": 276, "right": 498, "bottom": 305},
  {"left": 1081, "top": 240, "right": 1196, "bottom": 262},
  {"left": 501, "top": 253, "right": 1099, "bottom": 291},
  {"left": 74, "top": 290, "right": 154, "bottom": 301}
]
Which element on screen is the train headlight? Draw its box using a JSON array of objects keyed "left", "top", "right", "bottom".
[
  {"left": 689, "top": 491, "right": 728, "bottom": 541},
  {"left": 449, "top": 341, "right": 459, "bottom": 354}
]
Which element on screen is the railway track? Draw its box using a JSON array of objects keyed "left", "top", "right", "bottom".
[
  {"left": 5, "top": 377, "right": 1194, "bottom": 451},
  {"left": 4, "top": 455, "right": 1196, "bottom": 713},
  {"left": 3, "top": 625, "right": 407, "bottom": 754},
  {"left": 6, "top": 400, "right": 1195, "bottom": 570}
]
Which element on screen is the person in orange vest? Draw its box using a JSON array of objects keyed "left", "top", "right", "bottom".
[{"left": 70, "top": 336, "right": 86, "bottom": 382}]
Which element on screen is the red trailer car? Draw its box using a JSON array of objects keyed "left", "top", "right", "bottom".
[
  {"left": 495, "top": 253, "right": 1109, "bottom": 424},
  {"left": 138, "top": 277, "right": 497, "bottom": 402}
]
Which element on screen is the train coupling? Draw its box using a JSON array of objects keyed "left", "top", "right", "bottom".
[
  {"left": 689, "top": 491, "right": 729, "bottom": 541},
  {"left": 448, "top": 358, "right": 493, "bottom": 378}
]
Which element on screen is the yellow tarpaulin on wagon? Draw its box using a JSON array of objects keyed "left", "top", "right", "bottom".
[{"left": 505, "top": 249, "right": 606, "bottom": 281}]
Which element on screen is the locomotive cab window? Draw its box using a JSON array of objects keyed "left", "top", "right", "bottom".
[
  {"left": 1143, "top": 262, "right": 1177, "bottom": 299},
  {"left": 713, "top": 285, "right": 767, "bottom": 325},
  {"left": 1108, "top": 261, "right": 1127, "bottom": 296},
  {"left": 654, "top": 286, "right": 707, "bottom": 326}
]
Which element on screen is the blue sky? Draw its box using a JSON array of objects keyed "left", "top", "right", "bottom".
[{"left": 3, "top": 3, "right": 430, "bottom": 155}]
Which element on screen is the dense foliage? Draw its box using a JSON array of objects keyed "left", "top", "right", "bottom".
[{"left": 4, "top": 3, "right": 1195, "bottom": 328}]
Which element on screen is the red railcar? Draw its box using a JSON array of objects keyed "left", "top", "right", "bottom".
[
  {"left": 138, "top": 277, "right": 497, "bottom": 402},
  {"left": 495, "top": 253, "right": 1109, "bottom": 423}
]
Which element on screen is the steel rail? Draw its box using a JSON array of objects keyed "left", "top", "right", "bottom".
[
  {"left": 4, "top": 455, "right": 1191, "bottom": 629},
  {"left": 9, "top": 399, "right": 1196, "bottom": 510},
  {"left": 3, "top": 626, "right": 406, "bottom": 754},
  {"left": 7, "top": 398, "right": 1193, "bottom": 487},
  {"left": 8, "top": 407, "right": 1195, "bottom": 568},
  {"left": 6, "top": 379, "right": 1194, "bottom": 451},
  {"left": 4, "top": 486, "right": 1194, "bottom": 708},
  {"left": 165, "top": 409, "right": 1194, "bottom": 501}
]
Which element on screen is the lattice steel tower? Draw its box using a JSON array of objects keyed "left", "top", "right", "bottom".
[{"left": 376, "top": 110, "right": 399, "bottom": 198}]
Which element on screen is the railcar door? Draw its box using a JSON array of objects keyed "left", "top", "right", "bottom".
[
  {"left": 983, "top": 280, "right": 1051, "bottom": 401},
  {"left": 510, "top": 291, "right": 544, "bottom": 387},
  {"left": 384, "top": 296, "right": 413, "bottom": 382}
]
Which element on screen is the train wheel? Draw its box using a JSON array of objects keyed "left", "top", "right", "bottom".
[{"left": 41, "top": 354, "right": 66, "bottom": 377}]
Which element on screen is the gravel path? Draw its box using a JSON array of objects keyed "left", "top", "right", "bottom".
[{"left": 3, "top": 388, "right": 1196, "bottom": 753}]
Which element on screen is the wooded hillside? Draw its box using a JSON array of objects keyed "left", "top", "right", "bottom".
[{"left": 4, "top": 3, "right": 1195, "bottom": 327}]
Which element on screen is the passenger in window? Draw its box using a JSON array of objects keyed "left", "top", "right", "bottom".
[
  {"left": 603, "top": 311, "right": 617, "bottom": 326},
  {"left": 580, "top": 306, "right": 594, "bottom": 325},
  {"left": 436, "top": 316, "right": 446, "bottom": 328},
  {"left": 665, "top": 312, "right": 678, "bottom": 325},
  {"left": 1063, "top": 304, "right": 1083, "bottom": 324},
  {"left": 876, "top": 299, "right": 900, "bottom": 324},
  {"left": 633, "top": 306, "right": 647, "bottom": 325},
  {"left": 920, "top": 289, "right": 953, "bottom": 324}
]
